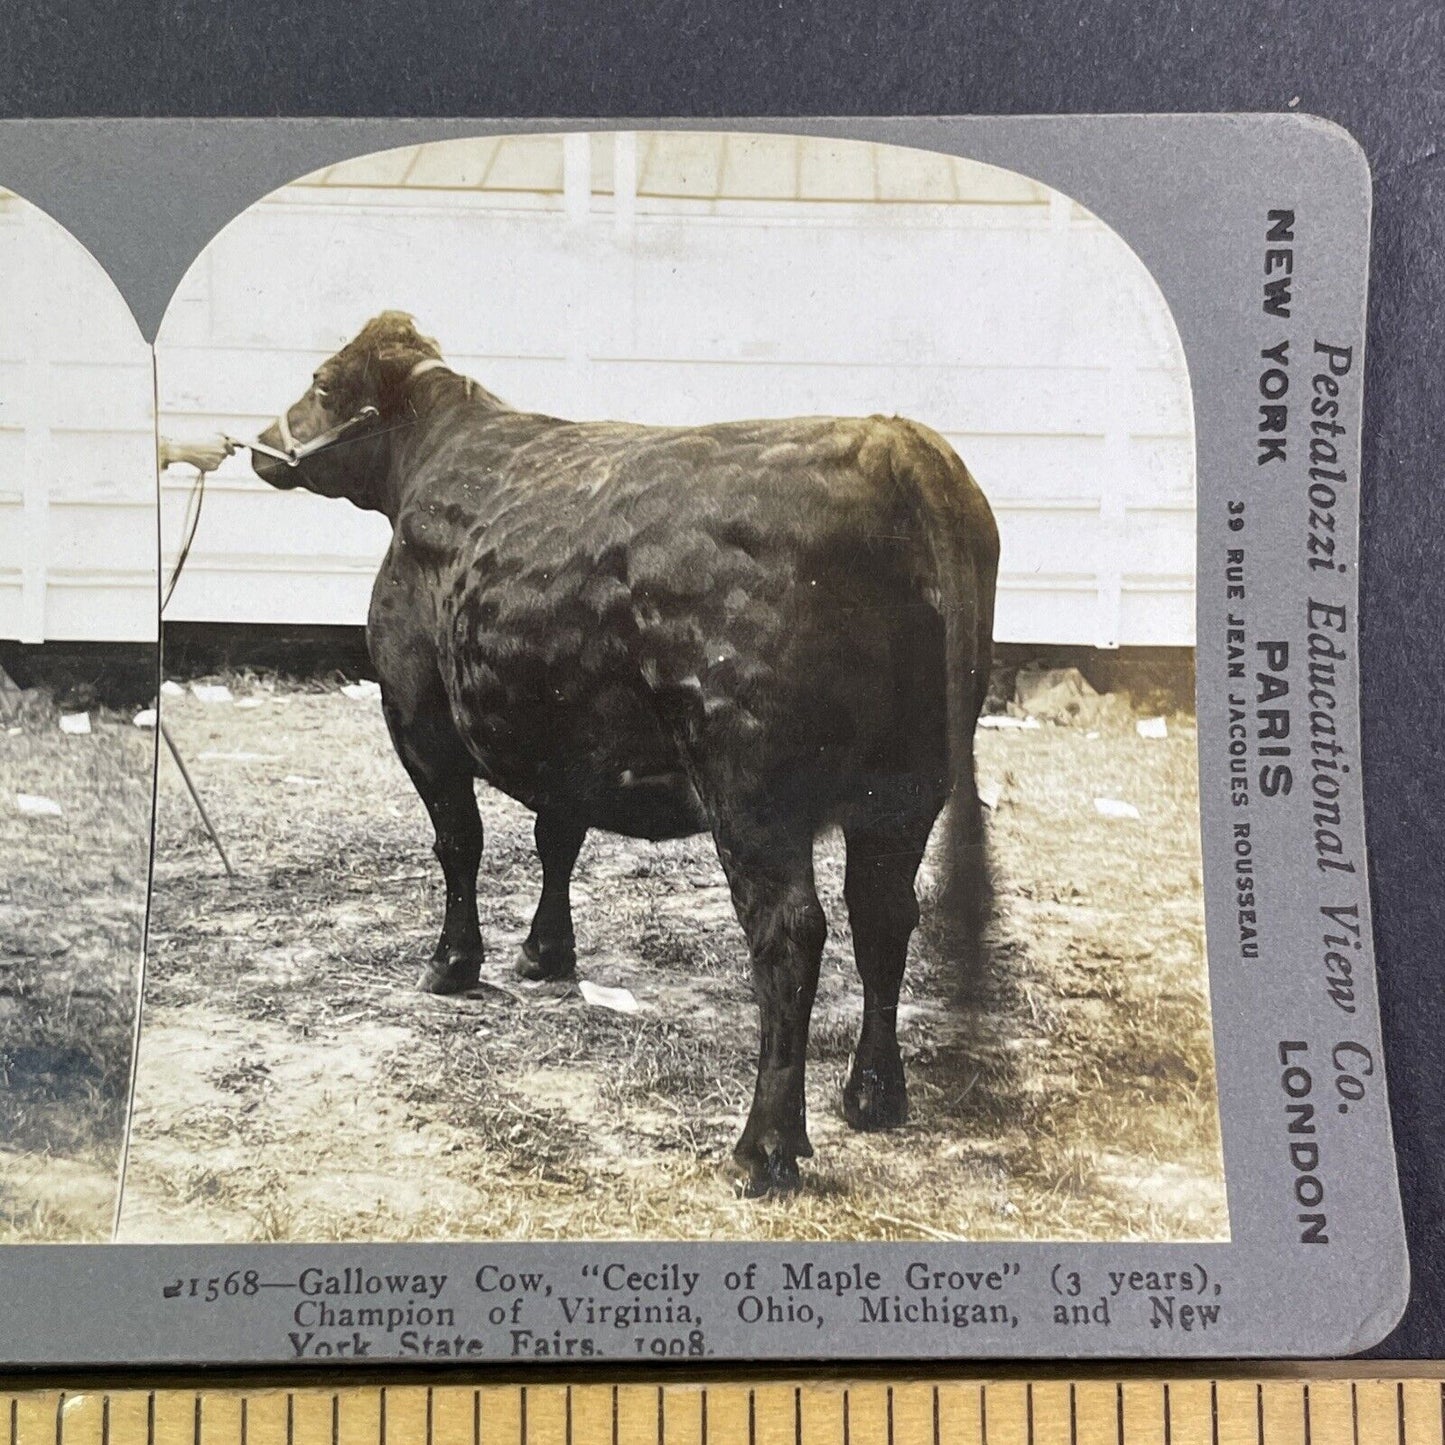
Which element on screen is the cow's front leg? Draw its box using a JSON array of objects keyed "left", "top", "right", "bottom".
[
  {"left": 518, "top": 810, "right": 585, "bottom": 981},
  {"left": 385, "top": 703, "right": 485, "bottom": 996},
  {"left": 715, "top": 828, "right": 826, "bottom": 1196},
  {"left": 420, "top": 776, "right": 485, "bottom": 994}
]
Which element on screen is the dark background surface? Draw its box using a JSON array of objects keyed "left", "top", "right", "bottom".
[{"left": 3, "top": 0, "right": 1441, "bottom": 1357}]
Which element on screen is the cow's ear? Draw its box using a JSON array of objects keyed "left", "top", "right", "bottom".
[{"left": 373, "top": 329, "right": 444, "bottom": 412}]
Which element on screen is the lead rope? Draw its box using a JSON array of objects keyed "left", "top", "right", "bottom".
[
  {"left": 161, "top": 464, "right": 206, "bottom": 612},
  {"left": 160, "top": 460, "right": 235, "bottom": 879}
]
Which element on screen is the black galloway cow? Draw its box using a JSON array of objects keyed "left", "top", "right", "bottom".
[{"left": 252, "top": 313, "right": 999, "bottom": 1194}]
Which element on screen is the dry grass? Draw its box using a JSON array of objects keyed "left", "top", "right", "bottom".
[
  {"left": 0, "top": 693, "right": 151, "bottom": 1240},
  {"left": 121, "top": 675, "right": 1227, "bottom": 1244}
]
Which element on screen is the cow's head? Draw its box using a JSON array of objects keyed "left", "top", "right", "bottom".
[{"left": 251, "top": 311, "right": 443, "bottom": 511}]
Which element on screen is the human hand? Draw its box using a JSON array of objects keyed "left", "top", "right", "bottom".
[{"left": 158, "top": 435, "right": 237, "bottom": 472}]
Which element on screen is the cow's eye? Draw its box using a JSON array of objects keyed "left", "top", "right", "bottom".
[{"left": 314, "top": 385, "right": 329, "bottom": 404}]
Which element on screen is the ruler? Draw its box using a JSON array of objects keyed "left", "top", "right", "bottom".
[{"left": 4, "top": 1374, "right": 1445, "bottom": 1445}]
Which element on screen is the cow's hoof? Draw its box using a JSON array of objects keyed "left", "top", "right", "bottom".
[
  {"left": 843, "top": 1064, "right": 908, "bottom": 1131},
  {"left": 721, "top": 1148, "right": 803, "bottom": 1199},
  {"left": 515, "top": 938, "right": 576, "bottom": 982},
  {"left": 418, "top": 950, "right": 482, "bottom": 996},
  {"left": 725, "top": 1124, "right": 812, "bottom": 1197}
]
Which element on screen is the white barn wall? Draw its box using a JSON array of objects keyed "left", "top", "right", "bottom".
[
  {"left": 0, "top": 193, "right": 155, "bottom": 644},
  {"left": 142, "top": 135, "right": 1194, "bottom": 650}
]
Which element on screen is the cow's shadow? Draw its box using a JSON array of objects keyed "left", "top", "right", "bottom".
[{"left": 892, "top": 914, "right": 1036, "bottom": 1151}]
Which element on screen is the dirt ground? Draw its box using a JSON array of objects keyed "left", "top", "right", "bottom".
[
  {"left": 121, "top": 676, "right": 1227, "bottom": 1244},
  {"left": 0, "top": 698, "right": 151, "bottom": 1241}
]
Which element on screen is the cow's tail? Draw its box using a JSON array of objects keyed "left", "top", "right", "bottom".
[{"left": 902, "top": 426, "right": 1000, "bottom": 1000}]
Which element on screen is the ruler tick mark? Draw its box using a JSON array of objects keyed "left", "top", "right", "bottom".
[{"left": 1164, "top": 1383, "right": 1172, "bottom": 1445}]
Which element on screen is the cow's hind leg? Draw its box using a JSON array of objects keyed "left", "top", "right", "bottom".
[
  {"left": 385, "top": 699, "right": 485, "bottom": 996},
  {"left": 517, "top": 810, "right": 585, "bottom": 981},
  {"left": 841, "top": 808, "right": 938, "bottom": 1131},
  {"left": 713, "top": 817, "right": 826, "bottom": 1197}
]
